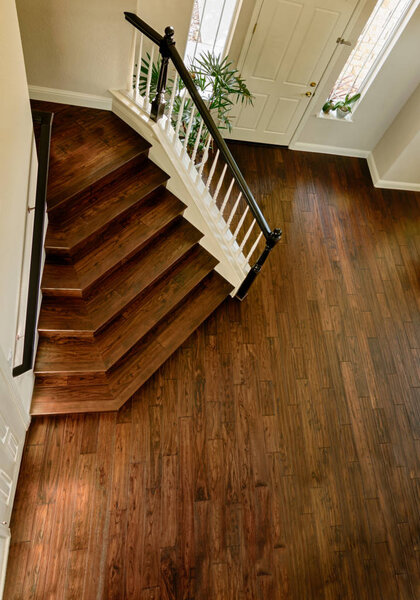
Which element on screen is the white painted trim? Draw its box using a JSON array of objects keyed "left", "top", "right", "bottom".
[
  {"left": 28, "top": 85, "right": 112, "bottom": 110},
  {"left": 110, "top": 89, "right": 248, "bottom": 294},
  {"left": 289, "top": 141, "right": 370, "bottom": 158},
  {"left": 367, "top": 153, "right": 420, "bottom": 191}
]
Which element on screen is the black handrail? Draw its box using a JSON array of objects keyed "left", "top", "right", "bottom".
[
  {"left": 124, "top": 12, "right": 281, "bottom": 298},
  {"left": 13, "top": 110, "right": 53, "bottom": 377}
]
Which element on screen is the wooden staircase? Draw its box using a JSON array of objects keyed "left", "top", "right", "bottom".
[{"left": 31, "top": 101, "right": 232, "bottom": 415}]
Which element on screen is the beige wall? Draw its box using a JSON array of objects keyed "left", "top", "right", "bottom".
[
  {"left": 0, "top": 0, "right": 37, "bottom": 410},
  {"left": 371, "top": 83, "right": 420, "bottom": 188},
  {"left": 16, "top": 0, "right": 194, "bottom": 98}
]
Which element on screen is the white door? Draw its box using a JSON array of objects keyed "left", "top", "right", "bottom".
[
  {"left": 228, "top": 0, "right": 358, "bottom": 145},
  {"left": 0, "top": 349, "right": 28, "bottom": 597}
]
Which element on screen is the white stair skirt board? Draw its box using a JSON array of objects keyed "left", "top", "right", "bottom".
[
  {"left": 289, "top": 140, "right": 370, "bottom": 158},
  {"left": 28, "top": 86, "right": 112, "bottom": 110},
  {"left": 367, "top": 153, "right": 420, "bottom": 192},
  {"left": 110, "top": 89, "right": 248, "bottom": 296}
]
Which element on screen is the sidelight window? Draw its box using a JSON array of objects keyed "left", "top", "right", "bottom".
[
  {"left": 185, "top": 0, "right": 241, "bottom": 65},
  {"left": 329, "top": 0, "right": 416, "bottom": 103}
]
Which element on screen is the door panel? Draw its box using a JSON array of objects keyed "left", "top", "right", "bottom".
[{"left": 229, "top": 0, "right": 357, "bottom": 144}]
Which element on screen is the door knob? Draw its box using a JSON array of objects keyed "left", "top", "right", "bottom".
[
  {"left": 305, "top": 91, "right": 312, "bottom": 97},
  {"left": 310, "top": 82, "right": 317, "bottom": 87}
]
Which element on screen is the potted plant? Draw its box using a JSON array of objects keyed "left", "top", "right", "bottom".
[
  {"left": 136, "top": 51, "right": 253, "bottom": 148},
  {"left": 322, "top": 93, "right": 361, "bottom": 118}
]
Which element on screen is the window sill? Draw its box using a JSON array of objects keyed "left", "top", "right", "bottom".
[{"left": 317, "top": 110, "right": 354, "bottom": 123}]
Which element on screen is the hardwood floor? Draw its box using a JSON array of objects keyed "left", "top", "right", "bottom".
[{"left": 5, "top": 142, "right": 420, "bottom": 599}]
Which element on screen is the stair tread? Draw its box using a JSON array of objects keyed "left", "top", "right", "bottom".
[
  {"left": 38, "top": 219, "right": 204, "bottom": 335},
  {"left": 42, "top": 263, "right": 80, "bottom": 296},
  {"left": 31, "top": 382, "right": 115, "bottom": 415},
  {"left": 42, "top": 191, "right": 186, "bottom": 294},
  {"left": 108, "top": 271, "right": 232, "bottom": 403},
  {"left": 45, "top": 161, "right": 169, "bottom": 254},
  {"left": 38, "top": 298, "right": 92, "bottom": 336},
  {"left": 35, "top": 339, "right": 105, "bottom": 374},
  {"left": 45, "top": 106, "right": 151, "bottom": 211}
]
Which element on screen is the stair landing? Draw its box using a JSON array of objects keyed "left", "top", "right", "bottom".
[{"left": 32, "top": 101, "right": 232, "bottom": 415}]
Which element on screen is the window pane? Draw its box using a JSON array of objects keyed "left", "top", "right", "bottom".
[
  {"left": 185, "top": 0, "right": 239, "bottom": 65},
  {"left": 329, "top": 0, "right": 413, "bottom": 101}
]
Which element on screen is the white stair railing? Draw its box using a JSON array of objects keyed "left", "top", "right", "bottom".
[{"left": 121, "top": 13, "right": 281, "bottom": 299}]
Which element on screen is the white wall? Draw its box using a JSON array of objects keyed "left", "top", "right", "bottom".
[
  {"left": 16, "top": 0, "right": 194, "bottom": 100},
  {"left": 291, "top": 3, "right": 420, "bottom": 155},
  {"left": 0, "top": 3, "right": 33, "bottom": 587},
  {"left": 0, "top": 0, "right": 37, "bottom": 413},
  {"left": 369, "top": 83, "right": 420, "bottom": 190}
]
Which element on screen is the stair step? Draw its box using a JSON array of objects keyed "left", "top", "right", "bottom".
[
  {"left": 46, "top": 110, "right": 151, "bottom": 213},
  {"left": 35, "top": 339, "right": 105, "bottom": 375},
  {"left": 108, "top": 271, "right": 232, "bottom": 404},
  {"left": 42, "top": 191, "right": 186, "bottom": 296},
  {"left": 42, "top": 264, "right": 81, "bottom": 297},
  {"left": 45, "top": 161, "right": 169, "bottom": 258},
  {"left": 39, "top": 219, "right": 203, "bottom": 336},
  {"left": 38, "top": 298, "right": 93, "bottom": 338},
  {"left": 31, "top": 379, "right": 115, "bottom": 415}
]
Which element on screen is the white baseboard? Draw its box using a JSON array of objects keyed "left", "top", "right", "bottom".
[
  {"left": 289, "top": 140, "right": 370, "bottom": 159},
  {"left": 367, "top": 153, "right": 420, "bottom": 192},
  {"left": 28, "top": 85, "right": 112, "bottom": 110}
]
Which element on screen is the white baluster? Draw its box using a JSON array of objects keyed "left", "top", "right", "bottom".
[
  {"left": 175, "top": 90, "right": 188, "bottom": 139},
  {"left": 246, "top": 231, "right": 263, "bottom": 262},
  {"left": 213, "top": 164, "right": 227, "bottom": 203},
  {"left": 233, "top": 206, "right": 249, "bottom": 240},
  {"left": 127, "top": 29, "right": 138, "bottom": 95},
  {"left": 183, "top": 105, "right": 196, "bottom": 155},
  {"left": 166, "top": 72, "right": 179, "bottom": 131},
  {"left": 239, "top": 219, "right": 257, "bottom": 252},
  {"left": 225, "top": 192, "right": 242, "bottom": 231},
  {"left": 206, "top": 149, "right": 220, "bottom": 190},
  {"left": 190, "top": 118, "right": 204, "bottom": 165},
  {"left": 198, "top": 136, "right": 211, "bottom": 178},
  {"left": 145, "top": 45, "right": 155, "bottom": 112},
  {"left": 134, "top": 33, "right": 144, "bottom": 103},
  {"left": 220, "top": 178, "right": 235, "bottom": 216}
]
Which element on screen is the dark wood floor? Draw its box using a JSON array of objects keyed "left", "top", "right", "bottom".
[{"left": 5, "top": 142, "right": 420, "bottom": 599}]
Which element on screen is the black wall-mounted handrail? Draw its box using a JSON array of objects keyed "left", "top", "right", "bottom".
[
  {"left": 124, "top": 12, "right": 281, "bottom": 299},
  {"left": 13, "top": 110, "right": 53, "bottom": 377}
]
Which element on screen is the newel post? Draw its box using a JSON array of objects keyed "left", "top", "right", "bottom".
[
  {"left": 235, "top": 228, "right": 282, "bottom": 301},
  {"left": 151, "top": 26, "right": 175, "bottom": 121}
]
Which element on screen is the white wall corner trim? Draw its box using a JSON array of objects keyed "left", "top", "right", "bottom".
[
  {"left": 289, "top": 141, "right": 370, "bottom": 159},
  {"left": 28, "top": 85, "right": 112, "bottom": 110},
  {"left": 367, "top": 153, "right": 420, "bottom": 192}
]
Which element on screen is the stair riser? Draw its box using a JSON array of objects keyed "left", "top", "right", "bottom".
[{"left": 48, "top": 151, "right": 150, "bottom": 222}]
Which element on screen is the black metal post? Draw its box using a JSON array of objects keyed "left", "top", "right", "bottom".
[
  {"left": 151, "top": 26, "right": 175, "bottom": 121},
  {"left": 235, "top": 228, "right": 282, "bottom": 301}
]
